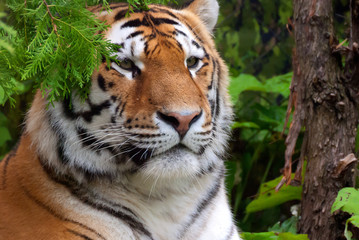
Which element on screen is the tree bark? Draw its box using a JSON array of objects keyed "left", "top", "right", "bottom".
[{"left": 290, "top": 0, "right": 359, "bottom": 239}]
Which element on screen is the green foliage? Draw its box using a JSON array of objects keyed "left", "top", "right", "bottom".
[
  {"left": 216, "top": 0, "right": 298, "bottom": 232},
  {"left": 246, "top": 175, "right": 302, "bottom": 213},
  {"left": 268, "top": 216, "right": 299, "bottom": 234},
  {"left": 216, "top": 0, "right": 293, "bottom": 78},
  {"left": 229, "top": 72, "right": 292, "bottom": 103},
  {"left": 126, "top": 0, "right": 177, "bottom": 12},
  {"left": 0, "top": 11, "right": 19, "bottom": 106},
  {"left": 241, "top": 232, "right": 308, "bottom": 240},
  {"left": 241, "top": 215, "right": 309, "bottom": 239},
  {"left": 2, "top": 0, "right": 118, "bottom": 105},
  {"left": 332, "top": 188, "right": 359, "bottom": 239}
]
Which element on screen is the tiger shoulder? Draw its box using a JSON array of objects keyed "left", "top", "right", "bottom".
[{"left": 0, "top": 0, "right": 241, "bottom": 239}]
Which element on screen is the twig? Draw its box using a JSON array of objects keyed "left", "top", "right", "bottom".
[{"left": 43, "top": 0, "right": 58, "bottom": 36}]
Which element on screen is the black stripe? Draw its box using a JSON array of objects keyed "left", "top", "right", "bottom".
[
  {"left": 192, "top": 40, "right": 200, "bottom": 48},
  {"left": 75, "top": 164, "right": 114, "bottom": 182},
  {"left": 122, "top": 18, "right": 150, "bottom": 28},
  {"left": 209, "top": 99, "right": 215, "bottom": 118},
  {"left": 126, "top": 146, "right": 154, "bottom": 166},
  {"left": 21, "top": 185, "right": 106, "bottom": 240},
  {"left": 183, "top": 21, "right": 204, "bottom": 43},
  {"left": 115, "top": 9, "right": 128, "bottom": 21},
  {"left": 126, "top": 31, "right": 144, "bottom": 39},
  {"left": 76, "top": 126, "right": 118, "bottom": 157},
  {"left": 1, "top": 141, "right": 19, "bottom": 190},
  {"left": 163, "top": 40, "right": 182, "bottom": 53},
  {"left": 63, "top": 97, "right": 77, "bottom": 120},
  {"left": 57, "top": 140, "right": 71, "bottom": 165},
  {"left": 128, "top": 133, "right": 162, "bottom": 138},
  {"left": 62, "top": 97, "right": 111, "bottom": 123},
  {"left": 39, "top": 162, "right": 153, "bottom": 240},
  {"left": 131, "top": 44, "right": 134, "bottom": 56},
  {"left": 98, "top": 74, "right": 106, "bottom": 91},
  {"left": 81, "top": 100, "right": 111, "bottom": 123},
  {"left": 209, "top": 62, "right": 215, "bottom": 113},
  {"left": 119, "top": 102, "right": 126, "bottom": 117},
  {"left": 176, "top": 41, "right": 183, "bottom": 52},
  {"left": 214, "top": 59, "right": 221, "bottom": 119},
  {"left": 76, "top": 126, "right": 101, "bottom": 153},
  {"left": 157, "top": 30, "right": 175, "bottom": 39},
  {"left": 67, "top": 229, "right": 93, "bottom": 240},
  {"left": 179, "top": 175, "right": 222, "bottom": 238},
  {"left": 208, "top": 82, "right": 213, "bottom": 90},
  {"left": 175, "top": 29, "right": 187, "bottom": 37},
  {"left": 196, "top": 62, "right": 209, "bottom": 74},
  {"left": 150, "top": 17, "right": 178, "bottom": 25},
  {"left": 147, "top": 43, "right": 159, "bottom": 57}
]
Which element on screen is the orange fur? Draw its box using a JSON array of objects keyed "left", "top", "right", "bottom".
[{"left": 0, "top": 135, "right": 107, "bottom": 240}]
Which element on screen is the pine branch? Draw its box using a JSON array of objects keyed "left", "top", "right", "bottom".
[{"left": 1, "top": 0, "right": 176, "bottom": 106}]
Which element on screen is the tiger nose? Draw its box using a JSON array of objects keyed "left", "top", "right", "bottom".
[{"left": 157, "top": 110, "right": 202, "bottom": 138}]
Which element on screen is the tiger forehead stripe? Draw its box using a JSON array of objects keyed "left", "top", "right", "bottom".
[{"left": 120, "top": 15, "right": 179, "bottom": 28}]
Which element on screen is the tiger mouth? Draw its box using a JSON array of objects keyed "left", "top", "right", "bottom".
[{"left": 126, "top": 144, "right": 191, "bottom": 165}]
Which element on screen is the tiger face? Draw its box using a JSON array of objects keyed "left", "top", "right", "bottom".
[{"left": 29, "top": 0, "right": 232, "bottom": 182}]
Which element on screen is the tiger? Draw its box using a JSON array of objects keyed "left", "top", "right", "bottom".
[{"left": 0, "top": 0, "right": 241, "bottom": 239}]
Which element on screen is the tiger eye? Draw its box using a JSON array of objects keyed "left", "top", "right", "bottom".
[
  {"left": 186, "top": 56, "right": 199, "bottom": 68},
  {"left": 119, "top": 58, "right": 133, "bottom": 70}
]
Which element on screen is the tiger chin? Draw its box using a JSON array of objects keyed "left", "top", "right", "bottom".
[{"left": 0, "top": 0, "right": 241, "bottom": 239}]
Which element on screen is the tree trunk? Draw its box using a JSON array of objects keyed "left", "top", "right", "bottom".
[{"left": 290, "top": 0, "right": 359, "bottom": 239}]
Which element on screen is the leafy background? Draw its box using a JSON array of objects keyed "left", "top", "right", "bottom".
[{"left": 0, "top": 0, "right": 354, "bottom": 239}]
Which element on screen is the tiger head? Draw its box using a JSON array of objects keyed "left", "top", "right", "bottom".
[{"left": 27, "top": 0, "right": 232, "bottom": 182}]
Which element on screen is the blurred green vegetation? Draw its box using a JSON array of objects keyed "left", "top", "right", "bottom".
[
  {"left": 0, "top": 0, "right": 352, "bottom": 238},
  {"left": 215, "top": 0, "right": 350, "bottom": 237}
]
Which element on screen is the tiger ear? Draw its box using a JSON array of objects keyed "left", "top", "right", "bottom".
[{"left": 183, "top": 0, "right": 219, "bottom": 33}]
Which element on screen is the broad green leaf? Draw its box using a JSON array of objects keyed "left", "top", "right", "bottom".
[
  {"left": 331, "top": 188, "right": 359, "bottom": 215},
  {"left": 241, "top": 232, "right": 309, "bottom": 240},
  {"left": 263, "top": 72, "right": 292, "bottom": 97},
  {"left": 229, "top": 74, "right": 265, "bottom": 103},
  {"left": 229, "top": 72, "right": 292, "bottom": 104},
  {"left": 232, "top": 121, "right": 260, "bottom": 129},
  {"left": 349, "top": 215, "right": 359, "bottom": 228},
  {"left": 268, "top": 216, "right": 298, "bottom": 234},
  {"left": 246, "top": 175, "right": 302, "bottom": 213}
]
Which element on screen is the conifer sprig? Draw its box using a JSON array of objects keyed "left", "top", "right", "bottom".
[{"left": 0, "top": 0, "right": 176, "bottom": 106}]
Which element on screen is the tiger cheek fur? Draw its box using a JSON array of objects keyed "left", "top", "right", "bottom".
[{"left": 0, "top": 0, "right": 241, "bottom": 239}]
